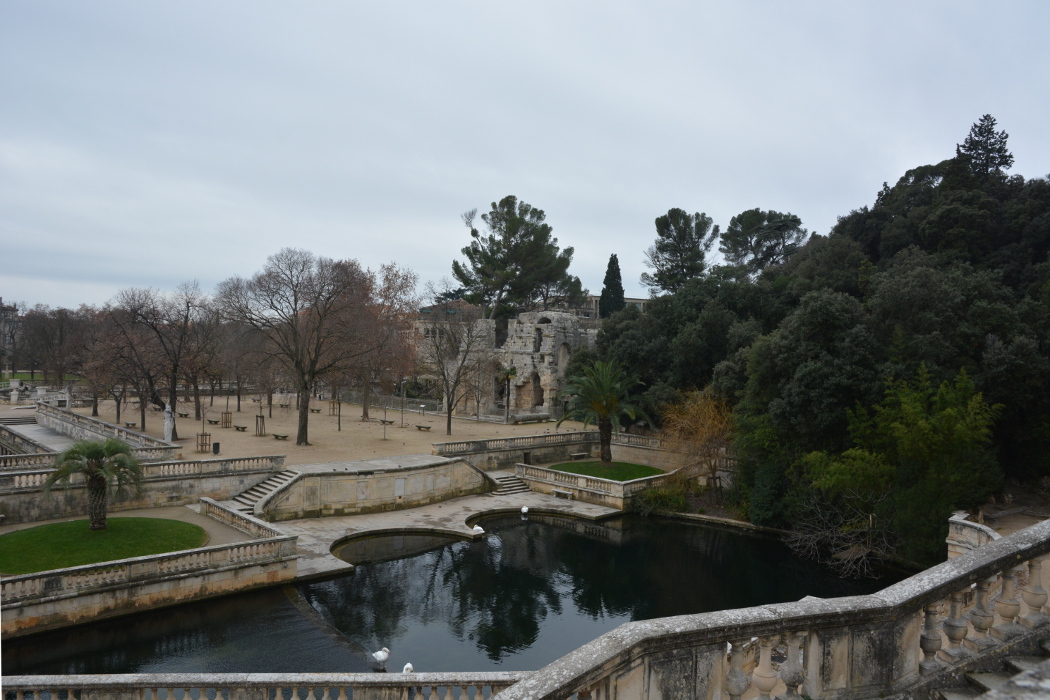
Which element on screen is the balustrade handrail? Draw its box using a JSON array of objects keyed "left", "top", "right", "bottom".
[
  {"left": 492, "top": 518, "right": 1050, "bottom": 700},
  {"left": 0, "top": 535, "right": 298, "bottom": 604},
  {"left": 1, "top": 672, "right": 526, "bottom": 695},
  {"left": 434, "top": 431, "right": 667, "bottom": 456},
  {"left": 201, "top": 496, "right": 284, "bottom": 538},
  {"left": 0, "top": 455, "right": 284, "bottom": 487},
  {"left": 35, "top": 402, "right": 178, "bottom": 449},
  {"left": 0, "top": 452, "right": 58, "bottom": 470}
]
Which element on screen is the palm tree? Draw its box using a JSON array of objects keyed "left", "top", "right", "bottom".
[
  {"left": 557, "top": 360, "right": 651, "bottom": 462},
  {"left": 44, "top": 438, "right": 144, "bottom": 530}
]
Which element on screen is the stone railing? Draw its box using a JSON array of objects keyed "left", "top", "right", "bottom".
[
  {"left": 0, "top": 451, "right": 58, "bottom": 470},
  {"left": 1, "top": 672, "right": 525, "bottom": 699},
  {"left": 435, "top": 431, "right": 599, "bottom": 455},
  {"left": 201, "top": 496, "right": 285, "bottom": 538},
  {"left": 516, "top": 464, "right": 678, "bottom": 509},
  {"left": 35, "top": 402, "right": 181, "bottom": 461},
  {"left": 491, "top": 518, "right": 1050, "bottom": 700},
  {"left": 0, "top": 536, "right": 298, "bottom": 605},
  {"left": 947, "top": 510, "right": 1001, "bottom": 558},
  {"left": 0, "top": 424, "right": 53, "bottom": 455}
]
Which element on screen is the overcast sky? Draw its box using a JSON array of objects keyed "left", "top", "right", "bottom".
[{"left": 2, "top": 2, "right": 1048, "bottom": 309}]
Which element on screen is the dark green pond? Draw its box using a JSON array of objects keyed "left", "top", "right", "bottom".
[{"left": 3, "top": 514, "right": 903, "bottom": 675}]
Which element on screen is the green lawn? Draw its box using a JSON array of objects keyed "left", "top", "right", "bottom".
[
  {"left": 549, "top": 461, "right": 664, "bottom": 481},
  {"left": 0, "top": 517, "right": 209, "bottom": 574}
]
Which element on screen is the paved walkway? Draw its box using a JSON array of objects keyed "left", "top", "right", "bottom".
[
  {"left": 0, "top": 504, "right": 253, "bottom": 547},
  {"left": 275, "top": 476, "right": 621, "bottom": 580}
]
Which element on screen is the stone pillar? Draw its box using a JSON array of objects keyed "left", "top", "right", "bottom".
[
  {"left": 752, "top": 636, "right": 777, "bottom": 700},
  {"left": 776, "top": 632, "right": 804, "bottom": 700},
  {"left": 919, "top": 601, "right": 944, "bottom": 674},
  {"left": 993, "top": 565, "right": 1025, "bottom": 640},
  {"left": 938, "top": 589, "right": 970, "bottom": 662},
  {"left": 1021, "top": 555, "right": 1050, "bottom": 629},
  {"left": 725, "top": 639, "right": 751, "bottom": 700},
  {"left": 966, "top": 575, "right": 998, "bottom": 651}
]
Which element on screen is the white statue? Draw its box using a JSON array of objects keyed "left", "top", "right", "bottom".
[{"left": 163, "top": 404, "right": 175, "bottom": 442}]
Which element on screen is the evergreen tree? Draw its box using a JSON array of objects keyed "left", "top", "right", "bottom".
[
  {"left": 956, "top": 114, "right": 1014, "bottom": 179},
  {"left": 640, "top": 209, "right": 719, "bottom": 294},
  {"left": 598, "top": 254, "right": 626, "bottom": 318}
]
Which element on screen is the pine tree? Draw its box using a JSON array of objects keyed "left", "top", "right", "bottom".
[
  {"left": 956, "top": 114, "right": 1014, "bottom": 179},
  {"left": 598, "top": 254, "right": 626, "bottom": 318}
]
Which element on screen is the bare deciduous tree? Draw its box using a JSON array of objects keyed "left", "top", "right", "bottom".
[
  {"left": 416, "top": 282, "right": 489, "bottom": 436},
  {"left": 217, "top": 248, "right": 374, "bottom": 445}
]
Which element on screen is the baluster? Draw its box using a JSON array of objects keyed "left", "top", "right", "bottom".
[
  {"left": 725, "top": 639, "right": 751, "bottom": 700},
  {"left": 968, "top": 577, "right": 1000, "bottom": 652},
  {"left": 1022, "top": 555, "right": 1050, "bottom": 629},
  {"left": 776, "top": 631, "right": 804, "bottom": 700},
  {"left": 752, "top": 636, "right": 777, "bottom": 700},
  {"left": 919, "top": 601, "right": 944, "bottom": 674},
  {"left": 336, "top": 687, "right": 349, "bottom": 700},
  {"left": 993, "top": 565, "right": 1026, "bottom": 640},
  {"left": 939, "top": 589, "right": 970, "bottom": 662}
]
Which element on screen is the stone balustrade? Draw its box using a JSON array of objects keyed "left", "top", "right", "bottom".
[
  {"left": 434, "top": 431, "right": 600, "bottom": 455},
  {"left": 201, "top": 496, "right": 285, "bottom": 538},
  {"left": 1, "top": 672, "right": 525, "bottom": 700},
  {"left": 1, "top": 537, "right": 297, "bottom": 605},
  {"left": 0, "top": 451, "right": 59, "bottom": 470},
  {"left": 515, "top": 463, "right": 678, "bottom": 509},
  {"left": 490, "top": 518, "right": 1050, "bottom": 700},
  {"left": 35, "top": 402, "right": 182, "bottom": 461},
  {"left": 947, "top": 509, "right": 1001, "bottom": 558}
]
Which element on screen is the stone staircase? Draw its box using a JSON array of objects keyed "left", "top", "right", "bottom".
[
  {"left": 934, "top": 643, "right": 1050, "bottom": 699},
  {"left": 490, "top": 473, "right": 530, "bottom": 496},
  {"left": 0, "top": 416, "right": 37, "bottom": 425},
  {"left": 228, "top": 470, "right": 298, "bottom": 515}
]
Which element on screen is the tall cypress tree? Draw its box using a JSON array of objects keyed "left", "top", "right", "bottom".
[{"left": 598, "top": 254, "right": 626, "bottom": 318}]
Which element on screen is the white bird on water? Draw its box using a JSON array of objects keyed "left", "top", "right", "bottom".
[
  {"left": 521, "top": 506, "right": 529, "bottom": 514},
  {"left": 403, "top": 663, "right": 414, "bottom": 674},
  {"left": 372, "top": 647, "right": 390, "bottom": 669},
  {"left": 472, "top": 524, "right": 485, "bottom": 535}
]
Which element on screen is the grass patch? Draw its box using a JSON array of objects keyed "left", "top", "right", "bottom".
[
  {"left": 0, "top": 517, "right": 208, "bottom": 574},
  {"left": 549, "top": 461, "right": 664, "bottom": 481}
]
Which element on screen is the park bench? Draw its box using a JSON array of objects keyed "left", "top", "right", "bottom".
[
  {"left": 124, "top": 422, "right": 136, "bottom": 428},
  {"left": 310, "top": 408, "right": 321, "bottom": 413},
  {"left": 551, "top": 488, "right": 574, "bottom": 500},
  {"left": 379, "top": 419, "right": 395, "bottom": 425},
  {"left": 234, "top": 425, "right": 247, "bottom": 432},
  {"left": 278, "top": 403, "right": 290, "bottom": 409},
  {"left": 415, "top": 424, "right": 431, "bottom": 431},
  {"left": 207, "top": 419, "right": 220, "bottom": 425},
  {"left": 569, "top": 452, "right": 588, "bottom": 460},
  {"left": 273, "top": 434, "right": 289, "bottom": 440},
  {"left": 177, "top": 412, "right": 189, "bottom": 418}
]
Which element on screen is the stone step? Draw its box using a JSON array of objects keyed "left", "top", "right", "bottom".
[
  {"left": 0, "top": 416, "right": 37, "bottom": 425},
  {"left": 933, "top": 688, "right": 981, "bottom": 700},
  {"left": 494, "top": 485, "right": 530, "bottom": 494},
  {"left": 1004, "top": 656, "right": 1047, "bottom": 674},
  {"left": 968, "top": 671, "right": 1013, "bottom": 693}
]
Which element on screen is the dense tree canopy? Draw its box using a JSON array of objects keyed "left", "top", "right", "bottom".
[{"left": 594, "top": 115, "right": 1050, "bottom": 565}]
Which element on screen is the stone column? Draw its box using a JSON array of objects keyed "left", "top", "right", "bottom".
[
  {"left": 725, "top": 640, "right": 751, "bottom": 700},
  {"left": 993, "top": 565, "right": 1026, "bottom": 640},
  {"left": 919, "top": 601, "right": 944, "bottom": 674},
  {"left": 752, "top": 636, "right": 777, "bottom": 700},
  {"left": 939, "top": 589, "right": 970, "bottom": 662},
  {"left": 1021, "top": 555, "right": 1050, "bottom": 629},
  {"left": 966, "top": 575, "right": 998, "bottom": 651},
  {"left": 776, "top": 632, "right": 804, "bottom": 700}
]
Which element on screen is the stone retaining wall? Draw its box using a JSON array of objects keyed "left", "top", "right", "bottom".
[
  {"left": 0, "top": 455, "right": 286, "bottom": 524},
  {"left": 515, "top": 463, "right": 680, "bottom": 509},
  {"left": 1, "top": 536, "right": 298, "bottom": 638},
  {"left": 260, "top": 458, "right": 489, "bottom": 521}
]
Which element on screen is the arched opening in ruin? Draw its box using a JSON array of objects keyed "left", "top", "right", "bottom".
[{"left": 531, "top": 373, "right": 544, "bottom": 407}]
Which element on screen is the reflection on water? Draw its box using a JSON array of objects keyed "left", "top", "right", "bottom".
[
  {"left": 303, "top": 514, "right": 901, "bottom": 672},
  {"left": 3, "top": 514, "right": 904, "bottom": 676}
]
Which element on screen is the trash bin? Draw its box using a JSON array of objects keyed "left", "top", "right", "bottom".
[{"left": 212, "top": 442, "right": 220, "bottom": 455}]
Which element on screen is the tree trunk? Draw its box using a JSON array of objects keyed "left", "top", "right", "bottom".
[
  {"left": 115, "top": 396, "right": 122, "bottom": 423},
  {"left": 361, "top": 379, "right": 371, "bottom": 420},
  {"left": 87, "top": 474, "right": 108, "bottom": 530},
  {"left": 598, "top": 417, "right": 613, "bottom": 462},
  {"left": 236, "top": 380, "right": 242, "bottom": 412},
  {"left": 193, "top": 381, "right": 202, "bottom": 421},
  {"left": 140, "top": 397, "right": 147, "bottom": 433},
  {"left": 296, "top": 384, "right": 311, "bottom": 445},
  {"left": 91, "top": 394, "right": 99, "bottom": 417}
]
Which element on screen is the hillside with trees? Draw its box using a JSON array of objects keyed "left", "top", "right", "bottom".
[{"left": 599, "top": 115, "right": 1050, "bottom": 566}]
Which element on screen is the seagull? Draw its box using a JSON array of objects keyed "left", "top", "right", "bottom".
[
  {"left": 403, "top": 663, "right": 414, "bottom": 674},
  {"left": 472, "top": 524, "right": 485, "bottom": 535},
  {"left": 372, "top": 647, "right": 390, "bottom": 670},
  {"left": 521, "top": 506, "right": 529, "bottom": 514}
]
